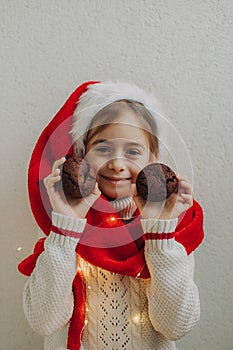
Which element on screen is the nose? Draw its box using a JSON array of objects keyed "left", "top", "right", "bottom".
[{"left": 107, "top": 157, "right": 126, "bottom": 172}]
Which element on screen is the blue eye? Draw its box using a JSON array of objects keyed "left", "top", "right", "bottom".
[
  {"left": 95, "top": 146, "right": 111, "bottom": 153},
  {"left": 126, "top": 149, "right": 141, "bottom": 156}
]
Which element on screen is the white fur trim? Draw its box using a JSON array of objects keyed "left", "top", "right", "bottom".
[{"left": 70, "top": 81, "right": 166, "bottom": 153}]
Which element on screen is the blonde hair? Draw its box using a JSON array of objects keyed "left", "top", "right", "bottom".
[{"left": 76, "top": 99, "right": 159, "bottom": 158}]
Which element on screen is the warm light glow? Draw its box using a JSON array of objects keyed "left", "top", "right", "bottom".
[
  {"left": 85, "top": 319, "right": 88, "bottom": 325},
  {"left": 132, "top": 314, "right": 140, "bottom": 324},
  {"left": 88, "top": 285, "right": 91, "bottom": 290},
  {"left": 17, "top": 247, "right": 22, "bottom": 251},
  {"left": 110, "top": 217, "right": 116, "bottom": 222},
  {"left": 136, "top": 272, "right": 141, "bottom": 278}
]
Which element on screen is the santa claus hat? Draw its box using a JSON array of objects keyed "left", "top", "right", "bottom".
[
  {"left": 70, "top": 80, "right": 163, "bottom": 155},
  {"left": 28, "top": 80, "right": 165, "bottom": 235}
]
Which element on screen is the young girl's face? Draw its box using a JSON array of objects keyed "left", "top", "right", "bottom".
[{"left": 85, "top": 111, "right": 155, "bottom": 200}]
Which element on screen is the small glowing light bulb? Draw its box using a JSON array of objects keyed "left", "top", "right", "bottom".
[
  {"left": 85, "top": 319, "right": 88, "bottom": 325},
  {"left": 132, "top": 314, "right": 140, "bottom": 324},
  {"left": 110, "top": 217, "right": 116, "bottom": 222},
  {"left": 17, "top": 247, "right": 22, "bottom": 251},
  {"left": 136, "top": 272, "right": 141, "bottom": 278},
  {"left": 88, "top": 285, "right": 91, "bottom": 290},
  {"left": 86, "top": 308, "right": 89, "bottom": 312}
]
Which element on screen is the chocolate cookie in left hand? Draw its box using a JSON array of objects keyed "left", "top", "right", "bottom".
[
  {"left": 136, "top": 163, "right": 178, "bottom": 202},
  {"left": 61, "top": 156, "right": 96, "bottom": 199}
]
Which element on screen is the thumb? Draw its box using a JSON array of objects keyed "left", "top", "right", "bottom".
[
  {"left": 92, "top": 182, "right": 101, "bottom": 197},
  {"left": 85, "top": 182, "right": 101, "bottom": 205},
  {"left": 131, "top": 183, "right": 143, "bottom": 210},
  {"left": 131, "top": 183, "right": 139, "bottom": 201}
]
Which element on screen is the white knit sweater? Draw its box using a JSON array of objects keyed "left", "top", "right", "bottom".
[{"left": 23, "top": 211, "right": 200, "bottom": 350}]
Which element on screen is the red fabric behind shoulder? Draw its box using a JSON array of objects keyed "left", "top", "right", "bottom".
[
  {"left": 28, "top": 81, "right": 100, "bottom": 236},
  {"left": 18, "top": 238, "right": 45, "bottom": 276},
  {"left": 175, "top": 199, "right": 204, "bottom": 255}
]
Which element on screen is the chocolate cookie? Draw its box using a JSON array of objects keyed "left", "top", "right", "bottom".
[
  {"left": 61, "top": 156, "right": 96, "bottom": 199},
  {"left": 136, "top": 163, "right": 178, "bottom": 202}
]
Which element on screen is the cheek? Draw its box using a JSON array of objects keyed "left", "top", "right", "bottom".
[
  {"left": 84, "top": 147, "right": 96, "bottom": 162},
  {"left": 130, "top": 164, "right": 145, "bottom": 182},
  {"left": 134, "top": 153, "right": 151, "bottom": 170},
  {"left": 130, "top": 155, "right": 151, "bottom": 180}
]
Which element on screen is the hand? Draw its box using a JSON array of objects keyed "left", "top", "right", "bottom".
[
  {"left": 132, "top": 174, "right": 193, "bottom": 220},
  {"left": 43, "top": 157, "right": 101, "bottom": 218}
]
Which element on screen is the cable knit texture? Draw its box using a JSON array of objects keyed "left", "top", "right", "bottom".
[
  {"left": 79, "top": 258, "right": 182, "bottom": 350},
  {"left": 140, "top": 218, "right": 178, "bottom": 233},
  {"left": 52, "top": 212, "right": 87, "bottom": 232},
  {"left": 22, "top": 211, "right": 200, "bottom": 350},
  {"left": 109, "top": 196, "right": 138, "bottom": 220}
]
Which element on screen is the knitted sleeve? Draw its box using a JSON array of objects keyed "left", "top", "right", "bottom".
[
  {"left": 22, "top": 212, "right": 86, "bottom": 336},
  {"left": 141, "top": 218, "right": 200, "bottom": 341}
]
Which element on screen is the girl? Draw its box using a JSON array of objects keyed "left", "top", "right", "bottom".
[{"left": 18, "top": 81, "right": 204, "bottom": 350}]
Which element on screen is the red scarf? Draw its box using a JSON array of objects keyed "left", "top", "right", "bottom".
[{"left": 18, "top": 196, "right": 204, "bottom": 350}]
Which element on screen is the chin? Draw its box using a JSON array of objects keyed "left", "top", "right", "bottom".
[
  {"left": 101, "top": 188, "right": 132, "bottom": 200},
  {"left": 98, "top": 179, "right": 133, "bottom": 200}
]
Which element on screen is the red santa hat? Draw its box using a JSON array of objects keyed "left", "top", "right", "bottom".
[
  {"left": 29, "top": 80, "right": 164, "bottom": 235},
  {"left": 70, "top": 80, "right": 164, "bottom": 155}
]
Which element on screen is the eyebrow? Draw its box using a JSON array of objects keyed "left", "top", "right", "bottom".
[
  {"left": 91, "top": 139, "right": 145, "bottom": 148},
  {"left": 91, "top": 139, "right": 111, "bottom": 145}
]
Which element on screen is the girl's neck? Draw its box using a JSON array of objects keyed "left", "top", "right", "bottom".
[{"left": 107, "top": 196, "right": 137, "bottom": 221}]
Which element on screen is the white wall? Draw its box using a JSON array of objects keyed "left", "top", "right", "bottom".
[{"left": 1, "top": 1, "right": 233, "bottom": 349}]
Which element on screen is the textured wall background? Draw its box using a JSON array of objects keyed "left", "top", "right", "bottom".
[{"left": 1, "top": 1, "right": 233, "bottom": 349}]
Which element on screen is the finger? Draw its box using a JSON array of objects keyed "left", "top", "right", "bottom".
[
  {"left": 131, "top": 184, "right": 145, "bottom": 207},
  {"left": 43, "top": 167, "right": 61, "bottom": 184},
  {"left": 176, "top": 174, "right": 190, "bottom": 182},
  {"left": 52, "top": 157, "right": 66, "bottom": 173},
  {"left": 48, "top": 176, "right": 61, "bottom": 189},
  {"left": 53, "top": 168, "right": 61, "bottom": 176},
  {"left": 131, "top": 183, "right": 137, "bottom": 198},
  {"left": 180, "top": 193, "right": 193, "bottom": 203},
  {"left": 92, "top": 182, "right": 101, "bottom": 196},
  {"left": 131, "top": 184, "right": 146, "bottom": 211},
  {"left": 76, "top": 182, "right": 101, "bottom": 213},
  {"left": 179, "top": 184, "right": 192, "bottom": 195},
  {"left": 44, "top": 173, "right": 61, "bottom": 189},
  {"left": 178, "top": 179, "right": 193, "bottom": 193},
  {"left": 176, "top": 174, "right": 190, "bottom": 185},
  {"left": 178, "top": 179, "right": 191, "bottom": 187}
]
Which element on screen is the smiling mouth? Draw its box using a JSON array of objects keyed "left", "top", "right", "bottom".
[{"left": 101, "top": 175, "right": 132, "bottom": 184}]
